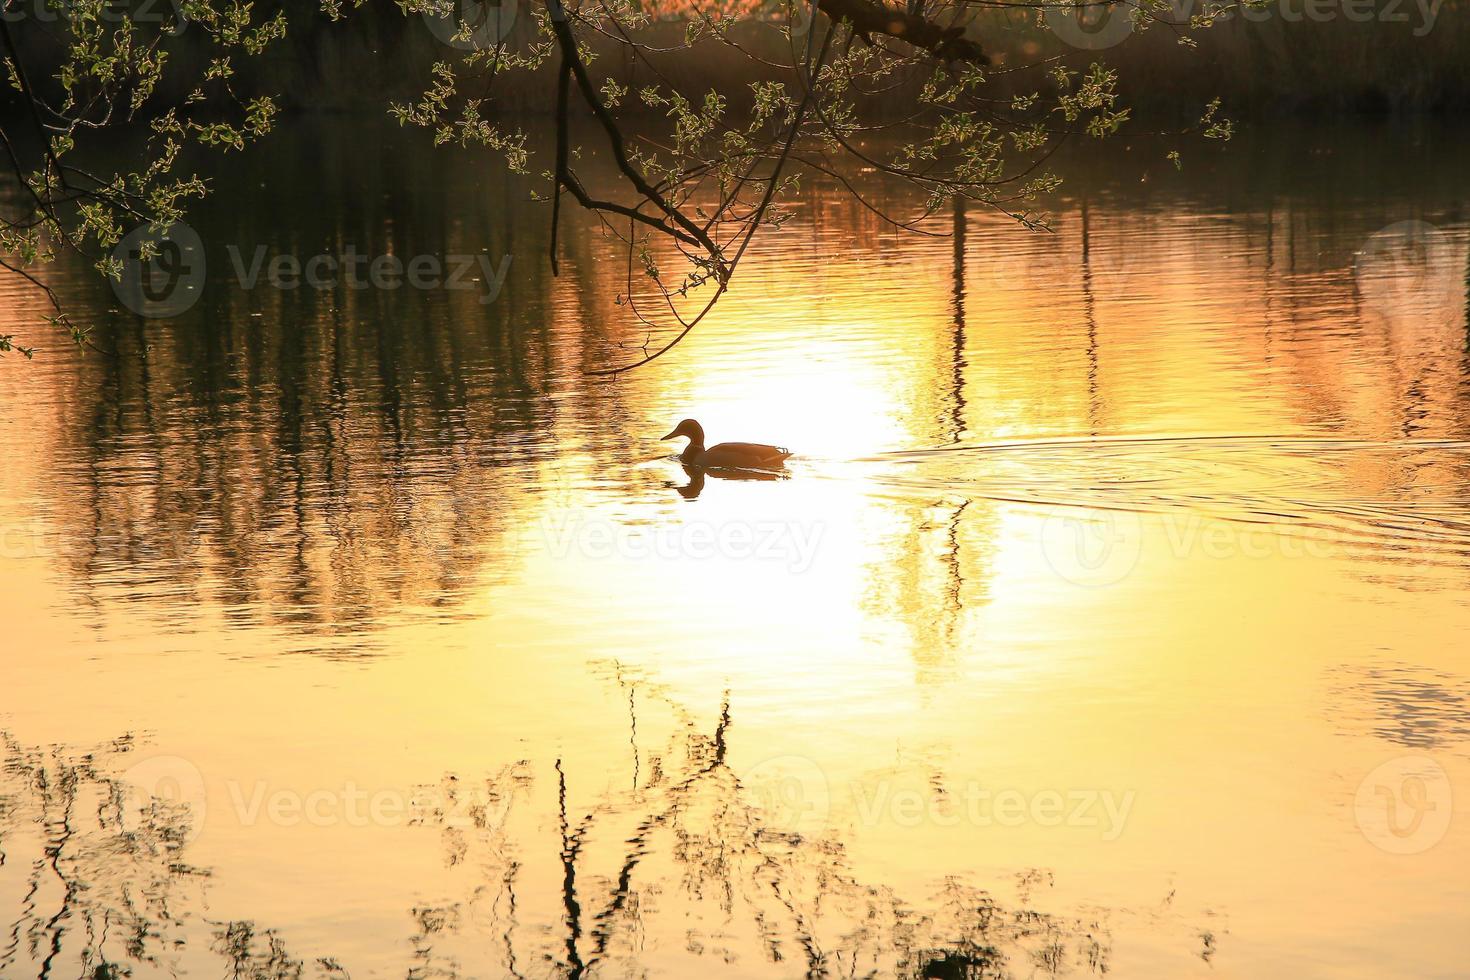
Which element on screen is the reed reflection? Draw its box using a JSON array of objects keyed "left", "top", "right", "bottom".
[
  {"left": 1, "top": 698, "right": 1211, "bottom": 979},
  {"left": 0, "top": 732, "right": 322, "bottom": 980},
  {"left": 397, "top": 670, "right": 1185, "bottom": 978}
]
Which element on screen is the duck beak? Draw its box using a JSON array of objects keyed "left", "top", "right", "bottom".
[{"left": 661, "top": 429, "right": 679, "bottom": 440}]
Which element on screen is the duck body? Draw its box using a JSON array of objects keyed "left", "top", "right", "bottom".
[{"left": 662, "top": 419, "right": 791, "bottom": 471}]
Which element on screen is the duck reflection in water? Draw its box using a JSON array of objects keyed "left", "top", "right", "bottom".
[{"left": 671, "top": 463, "right": 786, "bottom": 500}]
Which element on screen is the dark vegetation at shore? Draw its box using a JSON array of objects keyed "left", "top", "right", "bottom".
[{"left": 3, "top": 0, "right": 1468, "bottom": 123}]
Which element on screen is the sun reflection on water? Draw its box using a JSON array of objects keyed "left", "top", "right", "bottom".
[{"left": 3, "top": 120, "right": 1470, "bottom": 978}]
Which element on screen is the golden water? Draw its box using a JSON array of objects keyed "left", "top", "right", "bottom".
[{"left": 2, "top": 120, "right": 1468, "bottom": 978}]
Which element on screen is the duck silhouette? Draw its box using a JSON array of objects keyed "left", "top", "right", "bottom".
[{"left": 662, "top": 419, "right": 792, "bottom": 470}]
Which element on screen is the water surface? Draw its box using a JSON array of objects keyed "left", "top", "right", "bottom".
[{"left": 2, "top": 119, "right": 1468, "bottom": 979}]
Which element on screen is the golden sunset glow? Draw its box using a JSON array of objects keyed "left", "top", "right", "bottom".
[{"left": 4, "top": 99, "right": 1470, "bottom": 980}]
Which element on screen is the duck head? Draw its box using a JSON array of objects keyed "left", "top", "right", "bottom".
[{"left": 661, "top": 418, "right": 705, "bottom": 449}]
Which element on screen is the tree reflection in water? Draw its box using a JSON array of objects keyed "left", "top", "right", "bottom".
[
  {"left": 0, "top": 732, "right": 337, "bottom": 980},
  {"left": 403, "top": 669, "right": 1122, "bottom": 979},
  {"left": 4, "top": 689, "right": 1193, "bottom": 978}
]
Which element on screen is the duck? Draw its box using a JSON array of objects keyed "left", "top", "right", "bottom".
[{"left": 662, "top": 419, "right": 792, "bottom": 470}]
